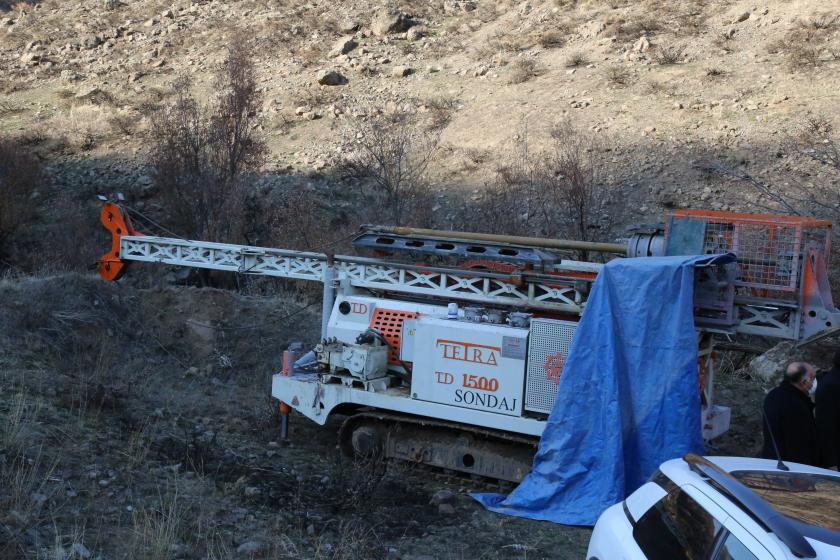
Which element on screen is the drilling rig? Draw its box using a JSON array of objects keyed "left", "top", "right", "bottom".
[{"left": 98, "top": 204, "right": 840, "bottom": 481}]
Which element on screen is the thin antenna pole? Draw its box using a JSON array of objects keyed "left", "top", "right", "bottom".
[{"left": 762, "top": 407, "right": 790, "bottom": 471}]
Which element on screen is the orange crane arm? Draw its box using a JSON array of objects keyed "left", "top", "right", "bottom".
[{"left": 97, "top": 202, "right": 142, "bottom": 281}]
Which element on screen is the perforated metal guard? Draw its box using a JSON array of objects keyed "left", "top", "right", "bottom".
[
  {"left": 370, "top": 308, "right": 418, "bottom": 364},
  {"left": 525, "top": 318, "right": 578, "bottom": 414},
  {"left": 667, "top": 212, "right": 830, "bottom": 293}
]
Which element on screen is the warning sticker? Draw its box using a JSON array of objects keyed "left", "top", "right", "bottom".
[{"left": 502, "top": 336, "right": 526, "bottom": 360}]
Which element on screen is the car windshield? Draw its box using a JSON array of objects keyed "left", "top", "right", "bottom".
[{"left": 730, "top": 470, "right": 840, "bottom": 532}]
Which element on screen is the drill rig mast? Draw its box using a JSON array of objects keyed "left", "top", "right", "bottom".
[{"left": 98, "top": 203, "right": 840, "bottom": 481}]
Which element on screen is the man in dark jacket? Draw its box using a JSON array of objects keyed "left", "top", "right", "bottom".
[
  {"left": 761, "top": 362, "right": 819, "bottom": 466},
  {"left": 816, "top": 351, "right": 840, "bottom": 470}
]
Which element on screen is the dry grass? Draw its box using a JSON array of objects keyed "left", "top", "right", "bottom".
[
  {"left": 1, "top": 391, "right": 41, "bottom": 454},
  {"left": 108, "top": 109, "right": 143, "bottom": 137},
  {"left": 767, "top": 20, "right": 836, "bottom": 71},
  {"left": 0, "top": 446, "right": 58, "bottom": 559},
  {"left": 645, "top": 79, "right": 678, "bottom": 97},
  {"left": 120, "top": 421, "right": 154, "bottom": 478},
  {"left": 289, "top": 85, "right": 341, "bottom": 111},
  {"left": 0, "top": 99, "right": 23, "bottom": 117},
  {"left": 128, "top": 489, "right": 184, "bottom": 560},
  {"left": 48, "top": 104, "right": 117, "bottom": 151},
  {"left": 474, "top": 30, "right": 534, "bottom": 60}
]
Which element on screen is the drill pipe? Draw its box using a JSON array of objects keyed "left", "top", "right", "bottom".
[{"left": 367, "top": 226, "right": 628, "bottom": 255}]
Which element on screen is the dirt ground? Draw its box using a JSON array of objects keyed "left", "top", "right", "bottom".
[
  {"left": 0, "top": 271, "right": 793, "bottom": 560},
  {"left": 0, "top": 273, "right": 598, "bottom": 560}
]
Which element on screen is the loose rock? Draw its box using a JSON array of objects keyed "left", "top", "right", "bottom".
[
  {"left": 634, "top": 36, "right": 651, "bottom": 53},
  {"left": 430, "top": 489, "right": 455, "bottom": 506},
  {"left": 236, "top": 541, "right": 264, "bottom": 556},
  {"left": 438, "top": 503, "right": 456, "bottom": 515},
  {"left": 371, "top": 7, "right": 415, "bottom": 36},
  {"left": 391, "top": 65, "right": 412, "bottom": 77},
  {"left": 316, "top": 69, "right": 347, "bottom": 86},
  {"left": 749, "top": 341, "right": 795, "bottom": 384},
  {"left": 329, "top": 36, "right": 357, "bottom": 58}
]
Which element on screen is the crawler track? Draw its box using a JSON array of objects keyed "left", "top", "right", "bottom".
[{"left": 338, "top": 411, "right": 539, "bottom": 484}]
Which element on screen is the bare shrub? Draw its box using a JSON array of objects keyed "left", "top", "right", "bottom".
[
  {"left": 704, "top": 67, "right": 727, "bottom": 79},
  {"left": 653, "top": 44, "right": 686, "bottom": 65},
  {"left": 289, "top": 85, "right": 341, "bottom": 112},
  {"left": 423, "top": 95, "right": 460, "bottom": 130},
  {"left": 316, "top": 519, "right": 384, "bottom": 560},
  {"left": 507, "top": 58, "right": 543, "bottom": 84},
  {"left": 605, "top": 16, "right": 662, "bottom": 43},
  {"left": 604, "top": 65, "right": 632, "bottom": 87},
  {"left": 767, "top": 26, "right": 832, "bottom": 71},
  {"left": 108, "top": 108, "right": 142, "bottom": 136},
  {"left": 803, "top": 13, "right": 839, "bottom": 30},
  {"left": 342, "top": 112, "right": 438, "bottom": 227},
  {"left": 645, "top": 79, "right": 678, "bottom": 97},
  {"left": 537, "top": 30, "right": 566, "bottom": 48},
  {"left": 0, "top": 138, "right": 40, "bottom": 261},
  {"left": 795, "top": 116, "right": 840, "bottom": 170},
  {"left": 788, "top": 45, "right": 822, "bottom": 69},
  {"left": 694, "top": 116, "right": 840, "bottom": 257},
  {"left": 259, "top": 184, "right": 347, "bottom": 251},
  {"left": 149, "top": 37, "right": 266, "bottom": 242},
  {"left": 714, "top": 29, "right": 737, "bottom": 53},
  {"left": 37, "top": 195, "right": 101, "bottom": 273},
  {"left": 565, "top": 52, "right": 588, "bottom": 67},
  {"left": 474, "top": 29, "right": 532, "bottom": 59},
  {"left": 318, "top": 454, "right": 391, "bottom": 514}
]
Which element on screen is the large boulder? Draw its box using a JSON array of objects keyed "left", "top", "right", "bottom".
[
  {"left": 749, "top": 341, "right": 795, "bottom": 384},
  {"left": 316, "top": 69, "right": 348, "bottom": 86},
  {"left": 371, "top": 7, "right": 415, "bottom": 36}
]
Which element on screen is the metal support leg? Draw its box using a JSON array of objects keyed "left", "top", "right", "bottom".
[
  {"left": 321, "top": 255, "right": 335, "bottom": 339},
  {"left": 280, "top": 410, "right": 289, "bottom": 440},
  {"left": 279, "top": 349, "right": 295, "bottom": 442}
]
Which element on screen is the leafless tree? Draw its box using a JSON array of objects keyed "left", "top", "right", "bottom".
[
  {"left": 343, "top": 112, "right": 439, "bottom": 227},
  {"left": 694, "top": 116, "right": 840, "bottom": 285},
  {"left": 694, "top": 116, "right": 840, "bottom": 220},
  {"left": 149, "top": 36, "right": 266, "bottom": 242},
  {"left": 543, "top": 121, "right": 613, "bottom": 260},
  {"left": 465, "top": 121, "right": 620, "bottom": 261}
]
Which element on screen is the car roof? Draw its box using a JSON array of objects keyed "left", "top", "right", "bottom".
[
  {"left": 658, "top": 456, "right": 840, "bottom": 558},
  {"left": 659, "top": 456, "right": 840, "bottom": 483}
]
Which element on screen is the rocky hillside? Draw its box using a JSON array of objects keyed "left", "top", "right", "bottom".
[
  {"left": 1, "top": 2, "right": 839, "bottom": 558},
  {"left": 1, "top": 0, "right": 838, "bottom": 226}
]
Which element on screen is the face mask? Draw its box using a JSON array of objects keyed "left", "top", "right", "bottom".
[{"left": 809, "top": 378, "right": 818, "bottom": 398}]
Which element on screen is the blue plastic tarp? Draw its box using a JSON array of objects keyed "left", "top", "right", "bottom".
[{"left": 474, "top": 254, "right": 731, "bottom": 525}]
